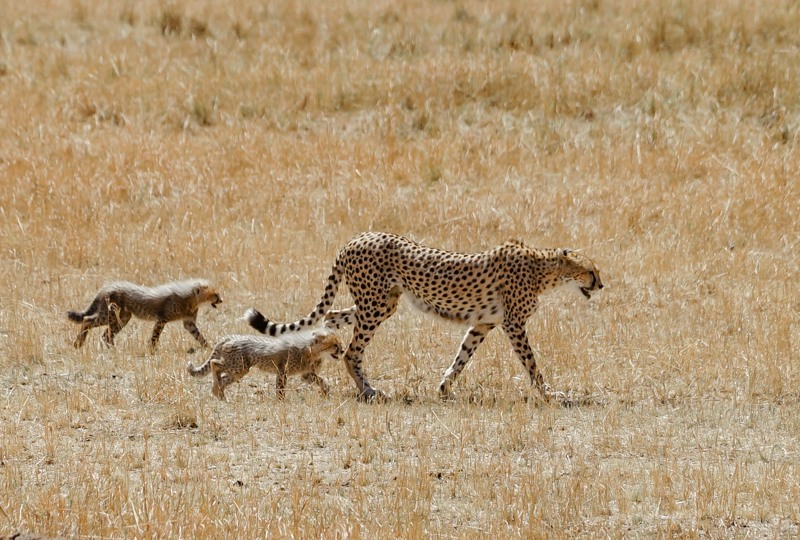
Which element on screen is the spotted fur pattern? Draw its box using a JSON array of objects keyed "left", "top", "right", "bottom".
[
  {"left": 246, "top": 231, "right": 603, "bottom": 400},
  {"left": 187, "top": 329, "right": 343, "bottom": 400},
  {"left": 67, "top": 279, "right": 221, "bottom": 350}
]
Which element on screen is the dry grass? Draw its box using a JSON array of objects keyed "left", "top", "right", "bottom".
[{"left": 1, "top": 0, "right": 799, "bottom": 537}]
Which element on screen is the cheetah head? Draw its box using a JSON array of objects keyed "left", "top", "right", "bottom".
[
  {"left": 194, "top": 283, "right": 222, "bottom": 308},
  {"left": 560, "top": 249, "right": 603, "bottom": 299},
  {"left": 313, "top": 332, "right": 345, "bottom": 361}
]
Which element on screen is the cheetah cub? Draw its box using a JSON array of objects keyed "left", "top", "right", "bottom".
[
  {"left": 67, "top": 279, "right": 221, "bottom": 350},
  {"left": 187, "top": 328, "right": 343, "bottom": 400}
]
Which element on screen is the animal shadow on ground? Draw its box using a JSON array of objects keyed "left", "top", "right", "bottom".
[
  {"left": 544, "top": 390, "right": 608, "bottom": 408},
  {"left": 369, "top": 388, "right": 608, "bottom": 408}
]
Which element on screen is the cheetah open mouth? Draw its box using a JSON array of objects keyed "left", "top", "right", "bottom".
[
  {"left": 579, "top": 272, "right": 601, "bottom": 299},
  {"left": 212, "top": 300, "right": 222, "bottom": 308}
]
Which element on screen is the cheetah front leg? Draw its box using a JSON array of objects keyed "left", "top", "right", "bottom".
[
  {"left": 438, "top": 324, "right": 494, "bottom": 400},
  {"left": 182, "top": 319, "right": 209, "bottom": 348},
  {"left": 501, "top": 319, "right": 549, "bottom": 398}
]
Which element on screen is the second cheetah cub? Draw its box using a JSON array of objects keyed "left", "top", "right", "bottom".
[
  {"left": 187, "top": 328, "right": 343, "bottom": 400},
  {"left": 67, "top": 279, "right": 221, "bottom": 350}
]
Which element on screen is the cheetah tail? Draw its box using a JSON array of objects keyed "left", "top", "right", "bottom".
[
  {"left": 67, "top": 310, "right": 88, "bottom": 323},
  {"left": 187, "top": 359, "right": 211, "bottom": 377},
  {"left": 244, "top": 308, "right": 270, "bottom": 333},
  {"left": 67, "top": 296, "right": 104, "bottom": 323},
  {"left": 246, "top": 258, "right": 344, "bottom": 335}
]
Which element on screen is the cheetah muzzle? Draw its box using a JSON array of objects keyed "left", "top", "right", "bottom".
[{"left": 580, "top": 272, "right": 603, "bottom": 298}]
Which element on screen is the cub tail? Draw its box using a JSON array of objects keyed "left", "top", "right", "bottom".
[
  {"left": 67, "top": 296, "right": 104, "bottom": 323},
  {"left": 67, "top": 310, "right": 88, "bottom": 323},
  {"left": 188, "top": 338, "right": 229, "bottom": 378},
  {"left": 187, "top": 360, "right": 212, "bottom": 378}
]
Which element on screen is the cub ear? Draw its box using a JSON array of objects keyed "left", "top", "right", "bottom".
[{"left": 561, "top": 249, "right": 570, "bottom": 256}]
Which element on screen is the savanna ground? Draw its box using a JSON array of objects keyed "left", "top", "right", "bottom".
[{"left": 1, "top": 0, "right": 799, "bottom": 537}]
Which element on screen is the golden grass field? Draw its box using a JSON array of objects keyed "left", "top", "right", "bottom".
[{"left": 1, "top": 0, "right": 799, "bottom": 537}]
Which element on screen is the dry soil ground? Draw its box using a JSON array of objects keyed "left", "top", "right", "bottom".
[{"left": 1, "top": 0, "right": 799, "bottom": 537}]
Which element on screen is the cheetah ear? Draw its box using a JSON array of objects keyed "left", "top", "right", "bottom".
[{"left": 561, "top": 249, "right": 570, "bottom": 257}]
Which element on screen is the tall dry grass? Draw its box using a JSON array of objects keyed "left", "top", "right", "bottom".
[{"left": 1, "top": 0, "right": 799, "bottom": 537}]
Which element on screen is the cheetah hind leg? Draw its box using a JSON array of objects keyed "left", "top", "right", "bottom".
[
  {"left": 103, "top": 308, "right": 131, "bottom": 347},
  {"left": 149, "top": 319, "right": 167, "bottom": 351},
  {"left": 438, "top": 324, "right": 493, "bottom": 400},
  {"left": 209, "top": 360, "right": 227, "bottom": 401},
  {"left": 73, "top": 317, "right": 104, "bottom": 348},
  {"left": 302, "top": 372, "right": 330, "bottom": 395},
  {"left": 344, "top": 287, "right": 402, "bottom": 402},
  {"left": 73, "top": 325, "right": 90, "bottom": 348},
  {"left": 275, "top": 370, "right": 288, "bottom": 400}
]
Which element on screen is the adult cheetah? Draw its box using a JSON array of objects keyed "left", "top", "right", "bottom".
[{"left": 246, "top": 232, "right": 603, "bottom": 400}]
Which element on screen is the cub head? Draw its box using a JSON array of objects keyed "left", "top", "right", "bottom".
[
  {"left": 193, "top": 281, "right": 222, "bottom": 308},
  {"left": 311, "top": 331, "right": 344, "bottom": 361},
  {"left": 559, "top": 249, "right": 603, "bottom": 299}
]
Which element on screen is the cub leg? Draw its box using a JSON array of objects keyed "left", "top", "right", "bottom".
[
  {"left": 104, "top": 308, "right": 131, "bottom": 347},
  {"left": 182, "top": 319, "right": 209, "bottom": 348},
  {"left": 209, "top": 360, "right": 226, "bottom": 401},
  {"left": 149, "top": 319, "right": 168, "bottom": 350},
  {"left": 275, "top": 369, "right": 288, "bottom": 400},
  {"left": 302, "top": 372, "right": 330, "bottom": 395},
  {"left": 73, "top": 319, "right": 103, "bottom": 348}
]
